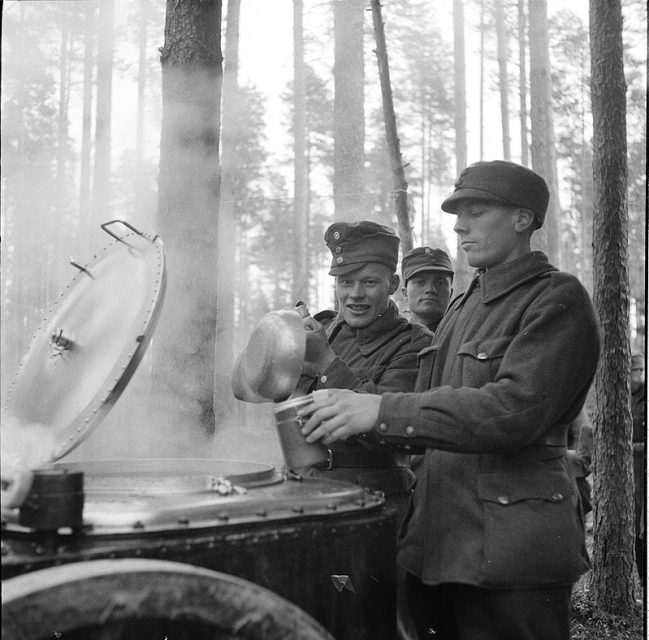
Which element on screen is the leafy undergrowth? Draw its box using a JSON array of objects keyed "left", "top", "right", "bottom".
[{"left": 570, "top": 585, "right": 645, "bottom": 640}]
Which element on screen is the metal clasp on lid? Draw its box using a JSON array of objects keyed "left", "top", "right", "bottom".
[{"left": 325, "top": 449, "right": 334, "bottom": 471}]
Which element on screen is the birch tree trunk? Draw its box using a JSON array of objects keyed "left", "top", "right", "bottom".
[{"left": 589, "top": 0, "right": 636, "bottom": 613}]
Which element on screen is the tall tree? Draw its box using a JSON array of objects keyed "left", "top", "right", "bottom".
[
  {"left": 333, "top": 0, "right": 365, "bottom": 221},
  {"left": 155, "top": 0, "right": 223, "bottom": 436},
  {"left": 292, "top": 0, "right": 308, "bottom": 302},
  {"left": 78, "top": 3, "right": 95, "bottom": 252},
  {"left": 517, "top": 0, "right": 529, "bottom": 166},
  {"left": 92, "top": 0, "right": 114, "bottom": 224},
  {"left": 214, "top": 0, "right": 242, "bottom": 424},
  {"left": 495, "top": 0, "right": 511, "bottom": 160},
  {"left": 453, "top": 0, "right": 471, "bottom": 292},
  {"left": 589, "top": 0, "right": 636, "bottom": 613},
  {"left": 528, "top": 0, "right": 561, "bottom": 267},
  {"left": 371, "top": 0, "right": 412, "bottom": 252}
]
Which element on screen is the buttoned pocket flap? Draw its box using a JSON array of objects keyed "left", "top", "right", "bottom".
[
  {"left": 478, "top": 471, "right": 575, "bottom": 505},
  {"left": 458, "top": 336, "right": 511, "bottom": 361}
]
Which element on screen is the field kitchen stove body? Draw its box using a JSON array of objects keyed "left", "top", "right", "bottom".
[{"left": 1, "top": 221, "right": 398, "bottom": 640}]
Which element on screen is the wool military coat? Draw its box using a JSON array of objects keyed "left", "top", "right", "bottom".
[{"left": 372, "top": 252, "right": 600, "bottom": 587}]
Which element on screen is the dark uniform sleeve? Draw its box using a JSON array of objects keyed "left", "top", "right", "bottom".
[{"left": 372, "top": 276, "right": 600, "bottom": 454}]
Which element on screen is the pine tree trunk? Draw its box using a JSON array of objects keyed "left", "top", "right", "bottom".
[
  {"left": 589, "top": 0, "right": 636, "bottom": 613},
  {"left": 334, "top": 0, "right": 365, "bottom": 222},
  {"left": 155, "top": 0, "right": 223, "bottom": 436},
  {"left": 214, "top": 0, "right": 241, "bottom": 425},
  {"left": 134, "top": 1, "right": 148, "bottom": 220},
  {"left": 528, "top": 0, "right": 561, "bottom": 267},
  {"left": 453, "top": 0, "right": 471, "bottom": 293},
  {"left": 292, "top": 0, "right": 308, "bottom": 302},
  {"left": 78, "top": 3, "right": 95, "bottom": 254},
  {"left": 92, "top": 0, "right": 114, "bottom": 225},
  {"left": 371, "top": 0, "right": 412, "bottom": 253},
  {"left": 495, "top": 0, "right": 511, "bottom": 161},
  {"left": 517, "top": 0, "right": 529, "bottom": 166}
]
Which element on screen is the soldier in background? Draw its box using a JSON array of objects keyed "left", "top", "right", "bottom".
[{"left": 401, "top": 247, "right": 454, "bottom": 333}]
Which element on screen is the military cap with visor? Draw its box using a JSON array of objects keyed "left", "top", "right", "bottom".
[
  {"left": 325, "top": 220, "right": 400, "bottom": 276},
  {"left": 401, "top": 247, "right": 454, "bottom": 283},
  {"left": 441, "top": 160, "right": 550, "bottom": 229}
]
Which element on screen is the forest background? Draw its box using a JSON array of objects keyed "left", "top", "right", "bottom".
[{"left": 0, "top": 0, "right": 646, "bottom": 473}]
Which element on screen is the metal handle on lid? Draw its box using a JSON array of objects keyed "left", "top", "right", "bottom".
[{"left": 100, "top": 219, "right": 159, "bottom": 245}]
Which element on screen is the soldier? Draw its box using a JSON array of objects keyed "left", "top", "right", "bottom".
[
  {"left": 294, "top": 220, "right": 432, "bottom": 508},
  {"left": 299, "top": 161, "right": 600, "bottom": 640},
  {"left": 401, "top": 247, "right": 454, "bottom": 332},
  {"left": 631, "top": 352, "right": 646, "bottom": 587}
]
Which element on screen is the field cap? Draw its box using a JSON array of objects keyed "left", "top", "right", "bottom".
[
  {"left": 441, "top": 160, "right": 550, "bottom": 228},
  {"left": 402, "top": 247, "right": 454, "bottom": 283},
  {"left": 325, "top": 220, "right": 400, "bottom": 276}
]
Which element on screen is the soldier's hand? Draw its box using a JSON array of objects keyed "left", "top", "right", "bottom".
[{"left": 298, "top": 389, "right": 381, "bottom": 445}]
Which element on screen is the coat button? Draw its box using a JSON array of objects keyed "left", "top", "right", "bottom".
[
  {"left": 320, "top": 375, "right": 327, "bottom": 383},
  {"left": 497, "top": 495, "right": 510, "bottom": 505},
  {"left": 405, "top": 426, "right": 415, "bottom": 436},
  {"left": 551, "top": 493, "right": 564, "bottom": 502},
  {"left": 477, "top": 352, "right": 488, "bottom": 360},
  {"left": 378, "top": 423, "right": 388, "bottom": 432}
]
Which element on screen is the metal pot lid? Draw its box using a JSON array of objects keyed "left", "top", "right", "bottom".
[
  {"left": 232, "top": 309, "right": 305, "bottom": 403},
  {"left": 3, "top": 220, "right": 166, "bottom": 464}
]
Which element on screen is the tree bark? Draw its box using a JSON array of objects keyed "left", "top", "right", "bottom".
[
  {"left": 517, "top": 0, "right": 529, "bottom": 166},
  {"left": 528, "top": 0, "right": 561, "bottom": 267},
  {"left": 79, "top": 3, "right": 95, "bottom": 253},
  {"left": 334, "top": 0, "right": 365, "bottom": 222},
  {"left": 589, "top": 0, "right": 636, "bottom": 613},
  {"left": 371, "top": 0, "right": 412, "bottom": 253},
  {"left": 213, "top": 0, "right": 241, "bottom": 425},
  {"left": 155, "top": 0, "right": 223, "bottom": 436},
  {"left": 453, "top": 0, "right": 471, "bottom": 292},
  {"left": 292, "top": 0, "right": 308, "bottom": 302},
  {"left": 92, "top": 0, "right": 114, "bottom": 225},
  {"left": 495, "top": 0, "right": 511, "bottom": 161}
]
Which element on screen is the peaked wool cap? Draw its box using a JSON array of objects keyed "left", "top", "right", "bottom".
[
  {"left": 441, "top": 160, "right": 550, "bottom": 228},
  {"left": 402, "top": 247, "right": 454, "bottom": 283},
  {"left": 325, "top": 220, "right": 400, "bottom": 276}
]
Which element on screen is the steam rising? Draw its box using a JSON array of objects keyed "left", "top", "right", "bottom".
[{"left": 1, "top": 412, "right": 58, "bottom": 476}]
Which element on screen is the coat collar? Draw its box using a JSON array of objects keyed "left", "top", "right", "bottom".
[
  {"left": 328, "top": 300, "right": 407, "bottom": 355},
  {"left": 456, "top": 252, "right": 557, "bottom": 307}
]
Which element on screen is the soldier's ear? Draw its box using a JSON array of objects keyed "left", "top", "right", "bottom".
[
  {"left": 514, "top": 208, "right": 535, "bottom": 233},
  {"left": 401, "top": 286, "right": 408, "bottom": 301},
  {"left": 389, "top": 273, "right": 400, "bottom": 295}
]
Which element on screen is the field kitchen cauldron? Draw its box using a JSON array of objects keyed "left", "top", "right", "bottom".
[{"left": 1, "top": 221, "right": 398, "bottom": 640}]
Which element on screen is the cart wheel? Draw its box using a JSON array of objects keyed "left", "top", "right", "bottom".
[{"left": 2, "top": 558, "right": 335, "bottom": 640}]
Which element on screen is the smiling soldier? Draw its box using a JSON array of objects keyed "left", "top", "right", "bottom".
[
  {"left": 401, "top": 247, "right": 454, "bottom": 332},
  {"left": 293, "top": 220, "right": 432, "bottom": 509},
  {"left": 299, "top": 161, "right": 601, "bottom": 640}
]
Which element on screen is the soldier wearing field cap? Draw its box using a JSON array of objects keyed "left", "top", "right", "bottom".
[
  {"left": 299, "top": 161, "right": 601, "bottom": 640},
  {"left": 401, "top": 247, "right": 454, "bottom": 332},
  {"left": 293, "top": 220, "right": 432, "bottom": 508}
]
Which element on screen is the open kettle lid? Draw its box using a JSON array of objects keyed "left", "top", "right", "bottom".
[{"left": 3, "top": 220, "right": 166, "bottom": 464}]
